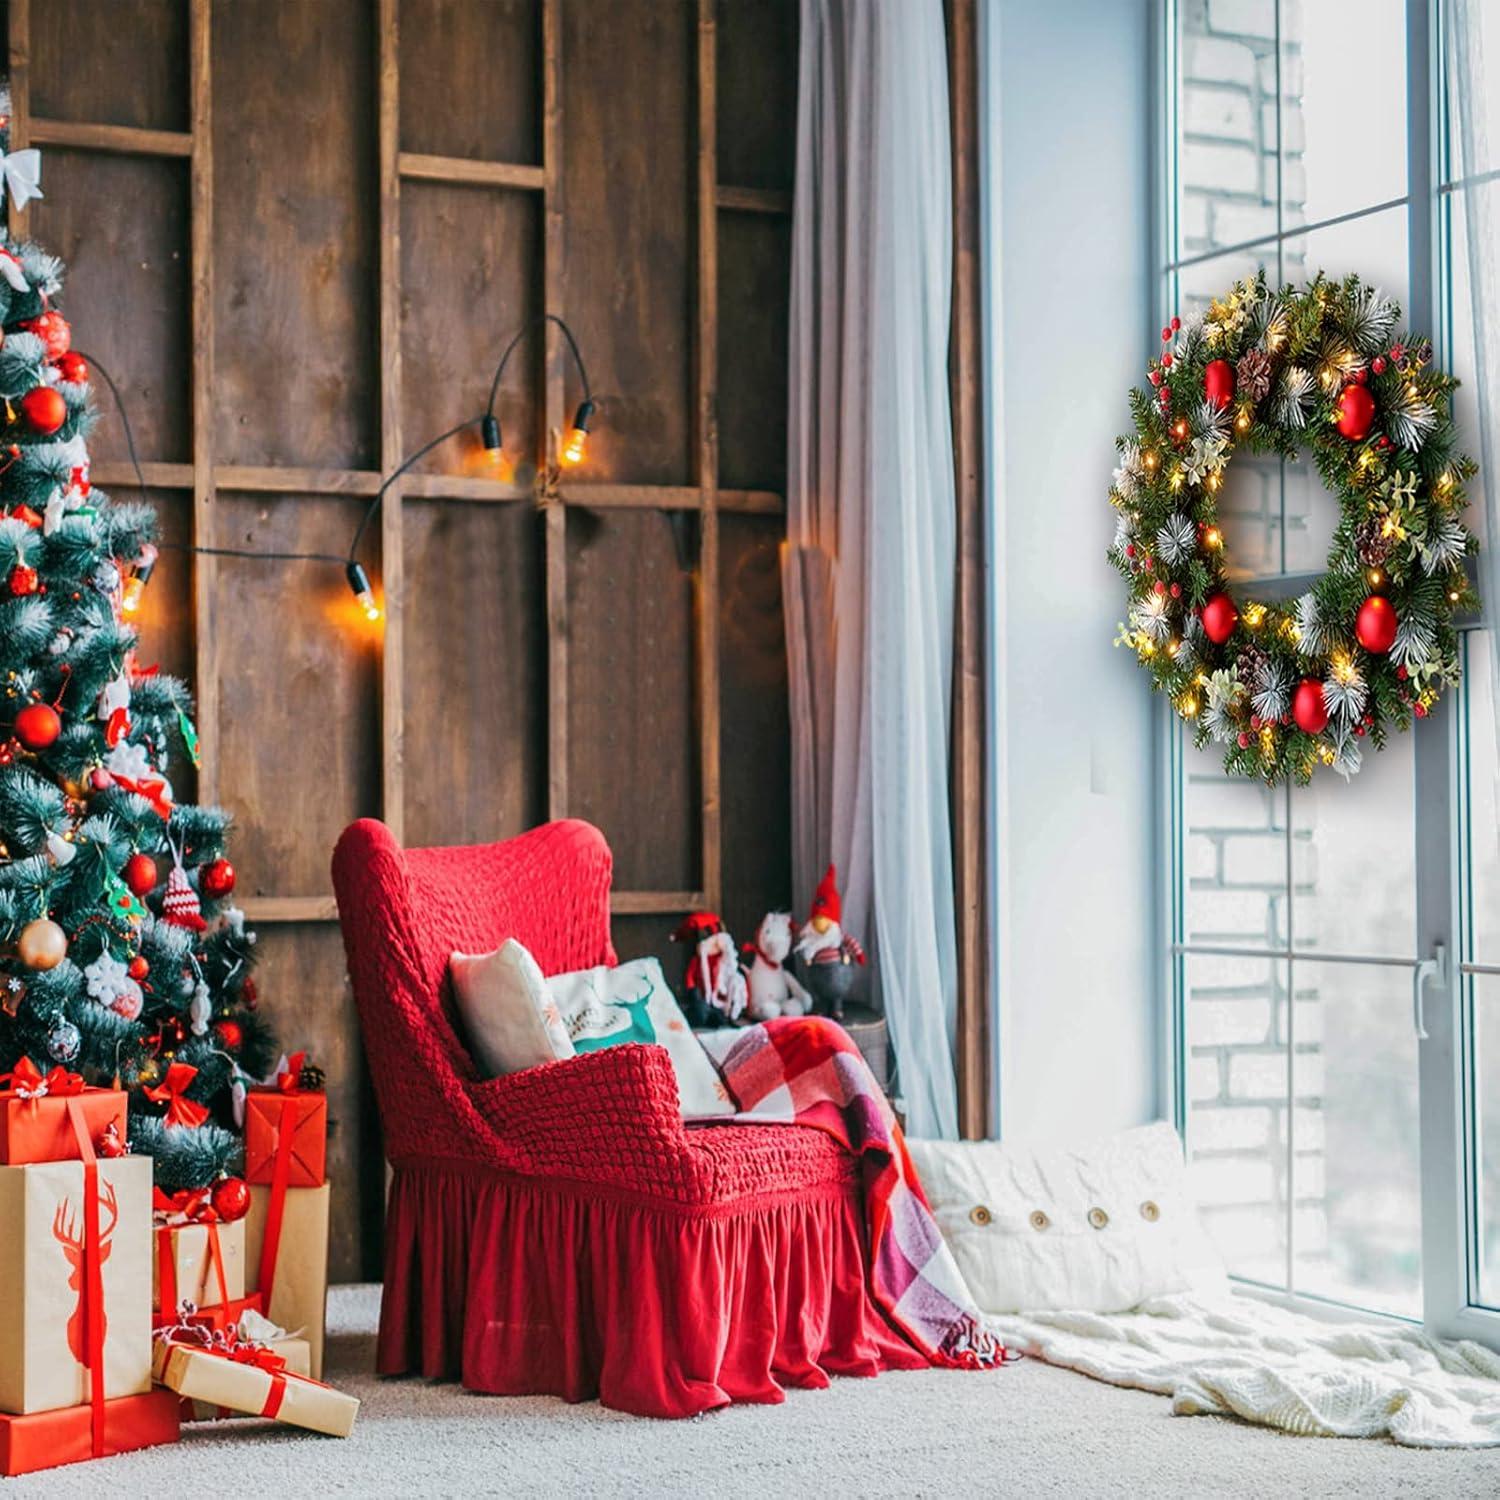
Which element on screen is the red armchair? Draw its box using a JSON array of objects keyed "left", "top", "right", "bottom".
[{"left": 331, "top": 818, "right": 925, "bottom": 1418}]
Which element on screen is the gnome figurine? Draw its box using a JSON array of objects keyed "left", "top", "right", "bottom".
[
  {"left": 670, "top": 911, "right": 748, "bottom": 1028},
  {"left": 794, "top": 865, "right": 866, "bottom": 1021}
]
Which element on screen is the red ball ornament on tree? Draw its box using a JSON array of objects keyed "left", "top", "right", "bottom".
[
  {"left": 8, "top": 564, "right": 36, "bottom": 597},
  {"left": 213, "top": 1017, "right": 243, "bottom": 1050},
  {"left": 127, "top": 954, "right": 149, "bottom": 980},
  {"left": 18, "top": 386, "right": 66, "bottom": 436},
  {"left": 1292, "top": 678, "right": 1330, "bottom": 735},
  {"left": 200, "top": 858, "right": 236, "bottom": 899},
  {"left": 23, "top": 312, "right": 70, "bottom": 359},
  {"left": 1355, "top": 594, "right": 1398, "bottom": 654},
  {"left": 1335, "top": 383, "right": 1377, "bottom": 442},
  {"left": 1201, "top": 592, "right": 1238, "bottom": 645},
  {"left": 53, "top": 351, "right": 89, "bottom": 385},
  {"left": 211, "top": 1176, "right": 250, "bottom": 1223},
  {"left": 122, "top": 851, "right": 157, "bottom": 897},
  {"left": 1204, "top": 358, "right": 1236, "bottom": 411},
  {"left": 13, "top": 702, "right": 60, "bottom": 750}
]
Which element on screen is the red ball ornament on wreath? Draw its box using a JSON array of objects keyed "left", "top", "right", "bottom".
[
  {"left": 200, "top": 857, "right": 236, "bottom": 899},
  {"left": 122, "top": 851, "right": 157, "bottom": 897},
  {"left": 13, "top": 702, "right": 60, "bottom": 750},
  {"left": 1203, "top": 358, "right": 1236, "bottom": 411},
  {"left": 1356, "top": 593, "right": 1399, "bottom": 654},
  {"left": 1292, "top": 678, "right": 1330, "bottom": 735},
  {"left": 18, "top": 385, "right": 66, "bottom": 437},
  {"left": 1201, "top": 592, "right": 1239, "bottom": 645},
  {"left": 211, "top": 1175, "right": 250, "bottom": 1223},
  {"left": 1335, "top": 383, "right": 1377, "bottom": 442}
]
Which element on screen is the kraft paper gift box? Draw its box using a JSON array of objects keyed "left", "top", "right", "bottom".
[
  {"left": 0, "top": 1153, "right": 153, "bottom": 1414},
  {"left": 0, "top": 1070, "right": 127, "bottom": 1166},
  {"left": 245, "top": 1179, "right": 330, "bottom": 1377},
  {"left": 244, "top": 1086, "right": 327, "bottom": 1188},
  {"left": 0, "top": 1388, "right": 179, "bottom": 1476},
  {"left": 178, "top": 1335, "right": 311, "bottom": 1422},
  {"left": 153, "top": 1339, "right": 357, "bottom": 1438},
  {"left": 151, "top": 1215, "right": 246, "bottom": 1315}
]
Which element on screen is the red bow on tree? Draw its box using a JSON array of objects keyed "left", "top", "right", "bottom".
[
  {"left": 276, "top": 1051, "right": 307, "bottom": 1094},
  {"left": 143, "top": 1061, "right": 210, "bottom": 1127}
]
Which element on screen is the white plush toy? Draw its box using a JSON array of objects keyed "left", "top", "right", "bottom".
[{"left": 742, "top": 911, "right": 810, "bottom": 1022}]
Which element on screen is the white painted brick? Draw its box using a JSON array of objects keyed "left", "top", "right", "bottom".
[
  {"left": 1190, "top": 1105, "right": 1272, "bottom": 1153},
  {"left": 1229, "top": 1050, "right": 1287, "bottom": 1100},
  {"left": 1192, "top": 998, "right": 1272, "bottom": 1047},
  {"left": 1184, "top": 84, "right": 1255, "bottom": 142},
  {"left": 1294, "top": 1207, "right": 1329, "bottom": 1254},
  {"left": 1281, "top": 159, "right": 1307, "bottom": 204},
  {"left": 1291, "top": 1049, "right": 1324, "bottom": 1097},
  {"left": 1222, "top": 833, "right": 1286, "bottom": 887},
  {"left": 1185, "top": 887, "right": 1278, "bottom": 943},
  {"left": 1293, "top": 1154, "right": 1325, "bottom": 1197},
  {"left": 1278, "top": 999, "right": 1323, "bottom": 1045},
  {"left": 1184, "top": 35, "right": 1258, "bottom": 89},
  {"left": 1186, "top": 833, "right": 1220, "bottom": 882},
  {"left": 1207, "top": 199, "right": 1278, "bottom": 250},
  {"left": 1190, "top": 1154, "right": 1276, "bottom": 1206},
  {"left": 1180, "top": 140, "right": 1260, "bottom": 197},
  {"left": 1189, "top": 1053, "right": 1223, "bottom": 1104},
  {"left": 1207, "top": 0, "right": 1275, "bottom": 38},
  {"left": 1179, "top": 192, "right": 1211, "bottom": 245},
  {"left": 1186, "top": 775, "right": 1278, "bottom": 832},
  {"left": 1289, "top": 1107, "right": 1325, "bottom": 1152}
]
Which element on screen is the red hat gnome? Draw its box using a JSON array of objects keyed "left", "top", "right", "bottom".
[{"left": 795, "top": 865, "right": 865, "bottom": 1022}]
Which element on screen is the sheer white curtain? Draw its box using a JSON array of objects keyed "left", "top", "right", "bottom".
[
  {"left": 1449, "top": 0, "right": 1500, "bottom": 767},
  {"left": 784, "top": 0, "right": 960, "bottom": 1139}
]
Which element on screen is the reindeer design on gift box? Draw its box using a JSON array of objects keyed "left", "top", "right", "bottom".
[{"left": 52, "top": 1181, "right": 119, "bottom": 1367}]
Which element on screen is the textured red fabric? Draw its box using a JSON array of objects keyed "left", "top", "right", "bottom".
[{"left": 331, "top": 819, "right": 929, "bottom": 1417}]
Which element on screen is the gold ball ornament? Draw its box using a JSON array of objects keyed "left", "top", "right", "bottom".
[{"left": 17, "top": 917, "right": 67, "bottom": 970}]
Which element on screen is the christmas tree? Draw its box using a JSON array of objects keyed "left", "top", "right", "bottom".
[{"left": 0, "top": 115, "right": 277, "bottom": 1191}]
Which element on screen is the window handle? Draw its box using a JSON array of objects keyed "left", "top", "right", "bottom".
[{"left": 1413, "top": 943, "right": 1444, "bottom": 1042}]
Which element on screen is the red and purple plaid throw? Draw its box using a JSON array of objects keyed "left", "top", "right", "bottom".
[{"left": 701, "top": 1016, "right": 1012, "bottom": 1370}]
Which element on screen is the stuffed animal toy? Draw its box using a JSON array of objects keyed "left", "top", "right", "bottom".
[
  {"left": 669, "top": 911, "right": 748, "bottom": 1027},
  {"left": 794, "top": 865, "right": 866, "bottom": 1021},
  {"left": 742, "top": 911, "right": 810, "bottom": 1022}
]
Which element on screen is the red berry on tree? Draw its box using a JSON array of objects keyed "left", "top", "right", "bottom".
[
  {"left": 1171, "top": 316, "right": 1181, "bottom": 331},
  {"left": 1125, "top": 543, "right": 1136, "bottom": 558},
  {"left": 1372, "top": 355, "right": 1387, "bottom": 375},
  {"left": 1149, "top": 370, "right": 1162, "bottom": 387},
  {"left": 1161, "top": 326, "right": 1172, "bottom": 342},
  {"left": 214, "top": 1017, "right": 243, "bottom": 1050},
  {"left": 1161, "top": 353, "right": 1173, "bottom": 369},
  {"left": 1170, "top": 582, "right": 1181, "bottom": 598},
  {"left": 1354, "top": 366, "right": 1368, "bottom": 384},
  {"left": 1153, "top": 579, "right": 1166, "bottom": 596},
  {"left": 1415, "top": 702, "right": 1429, "bottom": 718},
  {"left": 1237, "top": 732, "right": 1251, "bottom": 749}
]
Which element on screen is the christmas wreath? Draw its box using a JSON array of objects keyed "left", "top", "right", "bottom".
[{"left": 1109, "top": 272, "right": 1480, "bottom": 783}]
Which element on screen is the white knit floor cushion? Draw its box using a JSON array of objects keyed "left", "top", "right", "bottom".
[
  {"left": 906, "top": 1122, "right": 1226, "bottom": 1314},
  {"left": 449, "top": 939, "right": 576, "bottom": 1077},
  {"left": 547, "top": 956, "right": 734, "bottom": 1120}
]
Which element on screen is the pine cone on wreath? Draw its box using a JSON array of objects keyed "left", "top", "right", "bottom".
[
  {"left": 1236, "top": 347, "right": 1275, "bottom": 404},
  {"left": 1236, "top": 642, "right": 1270, "bottom": 691},
  {"left": 1353, "top": 515, "right": 1391, "bottom": 569}
]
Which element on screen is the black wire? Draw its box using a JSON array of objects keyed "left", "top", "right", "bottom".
[
  {"left": 345, "top": 417, "right": 476, "bottom": 563},
  {"left": 485, "top": 312, "right": 593, "bottom": 417}
]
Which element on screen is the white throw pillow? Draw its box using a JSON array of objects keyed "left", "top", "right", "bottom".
[
  {"left": 547, "top": 957, "right": 733, "bottom": 1120},
  {"left": 449, "top": 939, "right": 575, "bottom": 1077},
  {"left": 906, "top": 1122, "right": 1225, "bottom": 1314}
]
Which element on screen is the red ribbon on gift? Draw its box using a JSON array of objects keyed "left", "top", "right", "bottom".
[
  {"left": 63, "top": 1098, "right": 108, "bottom": 1458},
  {"left": 275, "top": 1051, "right": 307, "bottom": 1094},
  {"left": 156, "top": 1327, "right": 331, "bottom": 1422},
  {"left": 143, "top": 1062, "right": 209, "bottom": 1128},
  {"left": 153, "top": 1184, "right": 228, "bottom": 1323},
  {"left": 0, "top": 1057, "right": 87, "bottom": 1102}
]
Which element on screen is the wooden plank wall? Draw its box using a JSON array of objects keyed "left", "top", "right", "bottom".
[{"left": 10, "top": 0, "right": 797, "bottom": 1278}]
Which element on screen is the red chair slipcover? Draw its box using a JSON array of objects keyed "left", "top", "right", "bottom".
[{"left": 331, "top": 818, "right": 926, "bottom": 1417}]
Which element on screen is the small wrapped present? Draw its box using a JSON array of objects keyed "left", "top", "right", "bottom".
[
  {"left": 151, "top": 1189, "right": 245, "bottom": 1315},
  {"left": 0, "top": 1059, "right": 127, "bottom": 1166},
  {"left": 176, "top": 1309, "right": 309, "bottom": 1421},
  {"left": 0, "top": 1388, "right": 178, "bottom": 1476},
  {"left": 244, "top": 1052, "right": 326, "bottom": 1188},
  {"left": 153, "top": 1331, "right": 357, "bottom": 1438},
  {"left": 245, "top": 1179, "right": 329, "bottom": 1377},
  {"left": 0, "top": 1110, "right": 152, "bottom": 1416}
]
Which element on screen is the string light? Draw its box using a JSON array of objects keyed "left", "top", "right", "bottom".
[
  {"left": 345, "top": 561, "right": 380, "bottom": 622},
  {"left": 1367, "top": 567, "right": 1384, "bottom": 588},
  {"left": 1243, "top": 602, "right": 1267, "bottom": 629},
  {"left": 120, "top": 543, "right": 158, "bottom": 615},
  {"left": 1204, "top": 526, "right": 1222, "bottom": 549}
]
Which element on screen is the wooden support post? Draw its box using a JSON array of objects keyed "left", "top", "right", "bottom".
[{"left": 543, "top": 0, "right": 568, "bottom": 821}]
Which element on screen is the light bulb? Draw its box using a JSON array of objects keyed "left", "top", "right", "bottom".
[
  {"left": 121, "top": 544, "right": 158, "bottom": 615},
  {"left": 480, "top": 413, "right": 502, "bottom": 455},
  {"left": 560, "top": 399, "right": 595, "bottom": 468},
  {"left": 345, "top": 560, "right": 381, "bottom": 622}
]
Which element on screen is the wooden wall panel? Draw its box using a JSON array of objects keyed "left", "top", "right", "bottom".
[
  {"left": 718, "top": 212, "right": 790, "bottom": 493},
  {"left": 399, "top": 0, "right": 539, "bottom": 164},
  {"left": 27, "top": 151, "right": 191, "bottom": 463},
  {"left": 715, "top": 0, "right": 796, "bottom": 193},
  {"left": 211, "top": 0, "right": 378, "bottom": 470},
  {"left": 401, "top": 499, "right": 547, "bottom": 847},
  {"left": 31, "top": 0, "right": 188, "bottom": 132},
  {"left": 211, "top": 494, "right": 381, "bottom": 897}
]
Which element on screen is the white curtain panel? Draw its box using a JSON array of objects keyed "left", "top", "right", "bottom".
[
  {"left": 1448, "top": 0, "right": 1500, "bottom": 790},
  {"left": 785, "top": 0, "right": 960, "bottom": 1139}
]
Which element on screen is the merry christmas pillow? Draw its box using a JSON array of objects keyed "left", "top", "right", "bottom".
[
  {"left": 547, "top": 957, "right": 733, "bottom": 1120},
  {"left": 449, "top": 939, "right": 575, "bottom": 1077}
]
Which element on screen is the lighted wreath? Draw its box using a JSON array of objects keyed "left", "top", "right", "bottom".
[{"left": 1109, "top": 272, "right": 1480, "bottom": 783}]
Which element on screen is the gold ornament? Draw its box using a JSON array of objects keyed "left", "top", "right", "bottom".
[{"left": 17, "top": 917, "right": 67, "bottom": 970}]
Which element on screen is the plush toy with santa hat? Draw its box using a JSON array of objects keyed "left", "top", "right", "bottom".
[
  {"left": 794, "top": 865, "right": 866, "bottom": 1021},
  {"left": 670, "top": 911, "right": 748, "bottom": 1028}
]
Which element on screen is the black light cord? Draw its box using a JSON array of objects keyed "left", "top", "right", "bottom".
[
  {"left": 485, "top": 312, "right": 593, "bottom": 419},
  {"left": 345, "top": 416, "right": 475, "bottom": 563}
]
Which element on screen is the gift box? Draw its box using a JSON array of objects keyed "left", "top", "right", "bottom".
[
  {"left": 178, "top": 1335, "right": 310, "bottom": 1421},
  {"left": 181, "top": 1292, "right": 263, "bottom": 1337},
  {"left": 0, "top": 1061, "right": 127, "bottom": 1166},
  {"left": 0, "top": 1388, "right": 178, "bottom": 1476},
  {"left": 0, "top": 1148, "right": 153, "bottom": 1414},
  {"left": 152, "top": 1214, "right": 245, "bottom": 1314},
  {"left": 244, "top": 1180, "right": 330, "bottom": 1377},
  {"left": 244, "top": 1084, "right": 326, "bottom": 1189},
  {"left": 153, "top": 1338, "right": 357, "bottom": 1437}
]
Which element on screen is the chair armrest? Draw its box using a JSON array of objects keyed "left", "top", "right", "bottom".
[{"left": 468, "top": 1045, "right": 705, "bottom": 1204}]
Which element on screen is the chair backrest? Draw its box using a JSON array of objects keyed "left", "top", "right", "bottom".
[{"left": 330, "top": 817, "right": 615, "bottom": 1164}]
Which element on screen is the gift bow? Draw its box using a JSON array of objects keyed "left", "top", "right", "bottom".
[
  {"left": 275, "top": 1051, "right": 307, "bottom": 1094},
  {"left": 152, "top": 1184, "right": 215, "bottom": 1225},
  {"left": 0, "top": 1056, "right": 86, "bottom": 1100},
  {"left": 143, "top": 1061, "right": 210, "bottom": 1127},
  {"left": 0, "top": 147, "right": 43, "bottom": 211}
]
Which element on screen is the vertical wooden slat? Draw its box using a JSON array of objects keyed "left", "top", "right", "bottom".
[
  {"left": 947, "top": 0, "right": 989, "bottom": 1139},
  {"left": 696, "top": 0, "right": 722, "bottom": 910},
  {"left": 543, "top": 0, "right": 568, "bottom": 820},
  {"left": 378, "top": 0, "right": 405, "bottom": 842},
  {"left": 5, "top": 0, "right": 30, "bottom": 244},
  {"left": 189, "top": 0, "right": 217, "bottom": 804}
]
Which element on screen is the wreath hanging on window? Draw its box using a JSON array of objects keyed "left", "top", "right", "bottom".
[{"left": 1109, "top": 272, "right": 1480, "bottom": 784}]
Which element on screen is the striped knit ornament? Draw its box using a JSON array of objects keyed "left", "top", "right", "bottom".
[{"left": 162, "top": 857, "right": 206, "bottom": 932}]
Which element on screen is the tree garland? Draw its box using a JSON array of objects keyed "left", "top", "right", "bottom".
[{"left": 1109, "top": 272, "right": 1480, "bottom": 784}]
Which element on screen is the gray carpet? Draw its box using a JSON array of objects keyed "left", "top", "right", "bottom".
[{"left": 13, "top": 1285, "right": 1500, "bottom": 1498}]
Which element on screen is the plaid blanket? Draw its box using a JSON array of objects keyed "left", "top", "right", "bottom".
[{"left": 699, "top": 1016, "right": 1012, "bottom": 1370}]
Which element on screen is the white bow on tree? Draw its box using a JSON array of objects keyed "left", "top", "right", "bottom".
[{"left": 0, "top": 147, "right": 42, "bottom": 210}]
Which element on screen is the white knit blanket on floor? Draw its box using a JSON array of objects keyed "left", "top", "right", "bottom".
[{"left": 988, "top": 1293, "right": 1500, "bottom": 1448}]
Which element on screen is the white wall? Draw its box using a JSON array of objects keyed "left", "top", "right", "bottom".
[{"left": 982, "top": 0, "right": 1160, "bottom": 1140}]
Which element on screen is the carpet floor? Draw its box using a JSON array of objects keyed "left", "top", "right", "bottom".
[{"left": 14, "top": 1285, "right": 1500, "bottom": 1498}]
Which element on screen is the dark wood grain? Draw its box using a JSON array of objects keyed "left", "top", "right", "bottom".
[
  {"left": 31, "top": 0, "right": 187, "bottom": 132},
  {"left": 715, "top": 0, "right": 796, "bottom": 193},
  {"left": 718, "top": 211, "right": 791, "bottom": 493}
]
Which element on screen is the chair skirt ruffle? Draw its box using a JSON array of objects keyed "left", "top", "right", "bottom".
[{"left": 378, "top": 1162, "right": 929, "bottom": 1418}]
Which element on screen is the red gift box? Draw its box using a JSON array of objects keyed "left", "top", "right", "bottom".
[
  {"left": 0, "top": 1060, "right": 126, "bottom": 1165},
  {"left": 0, "top": 1388, "right": 179, "bottom": 1476},
  {"left": 244, "top": 1086, "right": 326, "bottom": 1188}
]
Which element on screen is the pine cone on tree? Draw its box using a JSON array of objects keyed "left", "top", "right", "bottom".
[
  {"left": 1235, "top": 642, "right": 1270, "bottom": 691},
  {"left": 1236, "top": 347, "right": 1274, "bottom": 404},
  {"left": 1354, "top": 515, "right": 1391, "bottom": 568}
]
